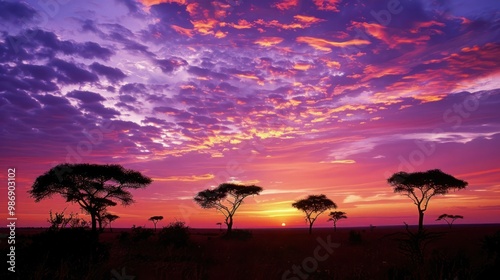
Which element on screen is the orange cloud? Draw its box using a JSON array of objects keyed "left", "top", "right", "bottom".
[
  {"left": 272, "top": 0, "right": 299, "bottom": 10},
  {"left": 296, "top": 36, "right": 371, "bottom": 52},
  {"left": 412, "top": 20, "right": 445, "bottom": 32},
  {"left": 153, "top": 173, "right": 215, "bottom": 182},
  {"left": 171, "top": 25, "right": 194, "bottom": 37},
  {"left": 352, "top": 21, "right": 388, "bottom": 42},
  {"left": 293, "top": 63, "right": 312, "bottom": 71},
  {"left": 294, "top": 15, "right": 325, "bottom": 25},
  {"left": 254, "top": 37, "right": 284, "bottom": 47},
  {"left": 139, "top": 0, "right": 187, "bottom": 7},
  {"left": 352, "top": 21, "right": 431, "bottom": 48},
  {"left": 255, "top": 19, "right": 303, "bottom": 30},
  {"left": 214, "top": 30, "right": 227, "bottom": 38},
  {"left": 255, "top": 16, "right": 323, "bottom": 30},
  {"left": 362, "top": 64, "right": 409, "bottom": 82},
  {"left": 235, "top": 73, "right": 263, "bottom": 84},
  {"left": 321, "top": 59, "right": 341, "bottom": 69},
  {"left": 222, "top": 19, "right": 253, "bottom": 29},
  {"left": 186, "top": 3, "right": 199, "bottom": 16},
  {"left": 313, "top": 0, "right": 341, "bottom": 12},
  {"left": 191, "top": 19, "right": 219, "bottom": 35}
]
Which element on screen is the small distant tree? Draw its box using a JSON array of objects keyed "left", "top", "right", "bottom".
[
  {"left": 436, "top": 214, "right": 463, "bottom": 228},
  {"left": 292, "top": 194, "right": 337, "bottom": 234},
  {"left": 216, "top": 222, "right": 222, "bottom": 231},
  {"left": 194, "top": 183, "right": 263, "bottom": 234},
  {"left": 387, "top": 169, "right": 467, "bottom": 231},
  {"left": 103, "top": 213, "right": 120, "bottom": 232},
  {"left": 328, "top": 211, "right": 347, "bottom": 232},
  {"left": 148, "top": 216, "right": 163, "bottom": 231}
]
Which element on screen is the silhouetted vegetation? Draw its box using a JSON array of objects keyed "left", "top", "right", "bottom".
[
  {"left": 348, "top": 230, "right": 363, "bottom": 245},
  {"left": 47, "top": 209, "right": 89, "bottom": 230},
  {"left": 131, "top": 225, "right": 155, "bottom": 242},
  {"left": 482, "top": 230, "right": 500, "bottom": 265},
  {"left": 11, "top": 228, "right": 108, "bottom": 280},
  {"left": 396, "top": 223, "right": 442, "bottom": 265},
  {"left": 194, "top": 183, "right": 263, "bottom": 234},
  {"left": 102, "top": 213, "right": 119, "bottom": 232},
  {"left": 159, "top": 221, "right": 190, "bottom": 247},
  {"left": 292, "top": 194, "right": 337, "bottom": 234},
  {"left": 436, "top": 213, "right": 463, "bottom": 228},
  {"left": 328, "top": 211, "right": 347, "bottom": 231},
  {"left": 387, "top": 169, "right": 467, "bottom": 231},
  {"left": 29, "top": 163, "right": 152, "bottom": 232},
  {"left": 149, "top": 215, "right": 164, "bottom": 232}
]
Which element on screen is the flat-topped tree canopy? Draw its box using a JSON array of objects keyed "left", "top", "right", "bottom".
[
  {"left": 292, "top": 194, "right": 337, "bottom": 234},
  {"left": 387, "top": 169, "right": 468, "bottom": 231},
  {"left": 29, "top": 163, "right": 152, "bottom": 232},
  {"left": 388, "top": 169, "right": 468, "bottom": 195},
  {"left": 194, "top": 183, "right": 263, "bottom": 234}
]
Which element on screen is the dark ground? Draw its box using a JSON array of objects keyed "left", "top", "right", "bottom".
[{"left": 1, "top": 224, "right": 499, "bottom": 279}]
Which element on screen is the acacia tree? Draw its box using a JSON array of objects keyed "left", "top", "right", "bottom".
[
  {"left": 292, "top": 194, "right": 337, "bottom": 234},
  {"left": 29, "top": 163, "right": 152, "bottom": 232},
  {"left": 328, "top": 211, "right": 347, "bottom": 232},
  {"left": 387, "top": 169, "right": 467, "bottom": 231},
  {"left": 436, "top": 214, "right": 463, "bottom": 228},
  {"left": 103, "top": 213, "right": 119, "bottom": 232},
  {"left": 148, "top": 216, "right": 163, "bottom": 231},
  {"left": 194, "top": 183, "right": 263, "bottom": 234}
]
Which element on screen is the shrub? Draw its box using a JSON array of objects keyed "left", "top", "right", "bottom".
[
  {"left": 131, "top": 225, "right": 154, "bottom": 242},
  {"left": 158, "top": 221, "right": 190, "bottom": 247},
  {"left": 15, "top": 228, "right": 108, "bottom": 279},
  {"left": 349, "top": 230, "right": 362, "bottom": 245},
  {"left": 482, "top": 230, "right": 500, "bottom": 265}
]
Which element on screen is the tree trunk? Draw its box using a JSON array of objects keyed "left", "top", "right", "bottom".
[
  {"left": 109, "top": 222, "right": 113, "bottom": 232},
  {"left": 91, "top": 213, "right": 97, "bottom": 232},
  {"left": 334, "top": 222, "right": 337, "bottom": 232},
  {"left": 226, "top": 216, "right": 233, "bottom": 234},
  {"left": 309, "top": 223, "right": 313, "bottom": 234},
  {"left": 98, "top": 217, "right": 103, "bottom": 232},
  {"left": 418, "top": 210, "right": 424, "bottom": 231}
]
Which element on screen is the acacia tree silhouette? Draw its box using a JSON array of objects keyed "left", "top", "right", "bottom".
[
  {"left": 436, "top": 214, "right": 463, "bottom": 228},
  {"left": 388, "top": 169, "right": 467, "bottom": 232},
  {"left": 149, "top": 216, "right": 163, "bottom": 231},
  {"left": 103, "top": 213, "right": 119, "bottom": 232},
  {"left": 292, "top": 194, "right": 337, "bottom": 234},
  {"left": 29, "top": 163, "right": 152, "bottom": 232},
  {"left": 328, "top": 211, "right": 347, "bottom": 232},
  {"left": 194, "top": 183, "right": 263, "bottom": 234}
]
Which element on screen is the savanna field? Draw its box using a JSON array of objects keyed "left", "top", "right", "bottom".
[
  {"left": 2, "top": 1, "right": 500, "bottom": 279},
  {"left": 2, "top": 224, "right": 499, "bottom": 279}
]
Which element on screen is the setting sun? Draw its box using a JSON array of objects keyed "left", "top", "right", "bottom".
[{"left": 281, "top": 223, "right": 286, "bottom": 227}]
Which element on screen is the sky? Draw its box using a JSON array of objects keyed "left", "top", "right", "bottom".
[{"left": 0, "top": 0, "right": 499, "bottom": 229}]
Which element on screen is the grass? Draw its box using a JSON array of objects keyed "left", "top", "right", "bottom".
[{"left": 1, "top": 224, "right": 499, "bottom": 279}]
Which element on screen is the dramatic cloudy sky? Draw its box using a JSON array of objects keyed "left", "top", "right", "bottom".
[{"left": 1, "top": 0, "right": 499, "bottom": 228}]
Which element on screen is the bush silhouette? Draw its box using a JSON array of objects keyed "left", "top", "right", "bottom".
[
  {"left": 131, "top": 225, "right": 154, "bottom": 242},
  {"left": 158, "top": 221, "right": 190, "bottom": 247},
  {"left": 348, "top": 230, "right": 362, "bottom": 245},
  {"left": 16, "top": 228, "right": 108, "bottom": 279}
]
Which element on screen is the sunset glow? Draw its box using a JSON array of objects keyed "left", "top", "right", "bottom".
[{"left": 1, "top": 0, "right": 499, "bottom": 230}]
